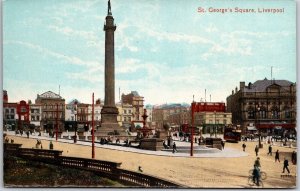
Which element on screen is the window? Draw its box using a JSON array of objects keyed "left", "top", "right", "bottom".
[
  {"left": 248, "top": 109, "right": 255, "bottom": 119},
  {"left": 271, "top": 110, "right": 279, "bottom": 119},
  {"left": 31, "top": 116, "right": 35, "bottom": 121},
  {"left": 128, "top": 117, "right": 131, "bottom": 121},
  {"left": 284, "top": 108, "right": 291, "bottom": 118},
  {"left": 124, "top": 110, "right": 127, "bottom": 114},
  {"left": 31, "top": 109, "right": 34, "bottom": 113},
  {"left": 5, "top": 109, "right": 9, "bottom": 113},
  {"left": 11, "top": 109, "right": 14, "bottom": 113},
  {"left": 37, "top": 116, "right": 40, "bottom": 121},
  {"left": 259, "top": 109, "right": 267, "bottom": 119},
  {"left": 124, "top": 117, "right": 127, "bottom": 122},
  {"left": 21, "top": 107, "right": 26, "bottom": 113}
]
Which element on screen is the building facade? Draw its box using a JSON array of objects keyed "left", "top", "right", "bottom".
[
  {"left": 227, "top": 78, "right": 296, "bottom": 135},
  {"left": 122, "top": 103, "right": 133, "bottom": 129},
  {"left": 152, "top": 104, "right": 190, "bottom": 130},
  {"left": 35, "top": 91, "right": 65, "bottom": 132},
  {"left": 194, "top": 111, "right": 232, "bottom": 134},
  {"left": 121, "top": 91, "right": 144, "bottom": 121},
  {"left": 88, "top": 99, "right": 103, "bottom": 129},
  {"left": 3, "top": 102, "right": 17, "bottom": 130},
  {"left": 29, "top": 104, "right": 42, "bottom": 129}
]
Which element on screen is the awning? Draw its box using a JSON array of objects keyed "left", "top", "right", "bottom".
[
  {"left": 257, "top": 123, "right": 295, "bottom": 129},
  {"left": 247, "top": 126, "right": 257, "bottom": 131}
]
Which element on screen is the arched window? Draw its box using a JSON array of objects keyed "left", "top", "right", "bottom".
[
  {"left": 284, "top": 107, "right": 291, "bottom": 119},
  {"left": 247, "top": 107, "right": 255, "bottom": 119},
  {"left": 258, "top": 107, "right": 267, "bottom": 119},
  {"left": 271, "top": 107, "right": 279, "bottom": 119}
]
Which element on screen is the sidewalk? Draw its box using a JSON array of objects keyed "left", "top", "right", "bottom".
[{"left": 5, "top": 131, "right": 248, "bottom": 158}]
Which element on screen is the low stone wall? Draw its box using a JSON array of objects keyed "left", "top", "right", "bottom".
[{"left": 3, "top": 143, "right": 183, "bottom": 188}]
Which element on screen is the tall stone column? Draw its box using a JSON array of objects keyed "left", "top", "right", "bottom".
[{"left": 99, "top": 1, "right": 124, "bottom": 135}]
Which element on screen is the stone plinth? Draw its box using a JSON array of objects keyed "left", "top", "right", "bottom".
[
  {"left": 139, "top": 138, "right": 164, "bottom": 151},
  {"left": 204, "top": 138, "right": 222, "bottom": 150}
]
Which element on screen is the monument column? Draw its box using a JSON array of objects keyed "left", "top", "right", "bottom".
[
  {"left": 103, "top": 2, "right": 116, "bottom": 108},
  {"left": 100, "top": 0, "right": 124, "bottom": 135}
]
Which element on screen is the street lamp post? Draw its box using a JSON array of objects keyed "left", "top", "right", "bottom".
[
  {"left": 256, "top": 106, "right": 263, "bottom": 148},
  {"left": 214, "top": 111, "right": 217, "bottom": 138}
]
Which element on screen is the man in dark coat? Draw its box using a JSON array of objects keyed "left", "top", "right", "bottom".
[
  {"left": 242, "top": 143, "right": 246, "bottom": 152},
  {"left": 252, "top": 165, "right": 261, "bottom": 186},
  {"left": 172, "top": 142, "right": 177, "bottom": 153},
  {"left": 275, "top": 150, "right": 280, "bottom": 162},
  {"left": 268, "top": 144, "right": 272, "bottom": 156},
  {"left": 255, "top": 145, "right": 259, "bottom": 156},
  {"left": 254, "top": 157, "right": 261, "bottom": 168},
  {"left": 282, "top": 158, "right": 290, "bottom": 174}
]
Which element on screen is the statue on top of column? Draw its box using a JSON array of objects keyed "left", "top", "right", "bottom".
[{"left": 108, "top": 0, "right": 112, "bottom": 15}]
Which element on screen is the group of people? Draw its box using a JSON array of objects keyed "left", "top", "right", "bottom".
[
  {"left": 99, "top": 137, "right": 112, "bottom": 145},
  {"left": 250, "top": 141, "right": 296, "bottom": 186},
  {"left": 4, "top": 136, "right": 14, "bottom": 143}
]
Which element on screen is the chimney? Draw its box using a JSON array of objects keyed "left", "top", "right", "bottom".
[
  {"left": 240, "top": 81, "right": 245, "bottom": 90},
  {"left": 235, "top": 87, "right": 238, "bottom": 93},
  {"left": 3, "top": 90, "right": 8, "bottom": 103},
  {"left": 232, "top": 90, "right": 234, "bottom": 95}
]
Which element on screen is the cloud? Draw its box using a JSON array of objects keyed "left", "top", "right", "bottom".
[
  {"left": 48, "top": 25, "right": 99, "bottom": 42},
  {"left": 4, "top": 40, "right": 100, "bottom": 67},
  {"left": 142, "top": 28, "right": 214, "bottom": 45}
]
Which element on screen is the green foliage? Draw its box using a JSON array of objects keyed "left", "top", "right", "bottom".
[{"left": 4, "top": 156, "right": 124, "bottom": 187}]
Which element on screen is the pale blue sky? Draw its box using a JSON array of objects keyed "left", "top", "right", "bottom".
[{"left": 3, "top": 0, "right": 296, "bottom": 105}]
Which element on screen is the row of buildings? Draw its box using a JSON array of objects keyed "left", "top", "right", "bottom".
[
  {"left": 2, "top": 78, "right": 297, "bottom": 136},
  {"left": 3, "top": 90, "right": 145, "bottom": 133}
]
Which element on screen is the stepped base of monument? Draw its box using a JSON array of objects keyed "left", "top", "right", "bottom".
[{"left": 95, "top": 123, "right": 127, "bottom": 136}]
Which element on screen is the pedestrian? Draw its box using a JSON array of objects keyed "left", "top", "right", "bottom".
[
  {"left": 221, "top": 141, "right": 225, "bottom": 149},
  {"left": 254, "top": 157, "right": 261, "bottom": 168},
  {"left": 49, "top": 141, "right": 54, "bottom": 150},
  {"left": 172, "top": 142, "right": 177, "bottom": 153},
  {"left": 252, "top": 165, "right": 261, "bottom": 186},
  {"left": 268, "top": 144, "right": 272, "bottom": 156},
  {"left": 282, "top": 158, "right": 290, "bottom": 174},
  {"left": 275, "top": 150, "right": 280, "bottom": 162},
  {"left": 291, "top": 151, "right": 297, "bottom": 165},
  {"left": 26, "top": 131, "right": 30, "bottom": 139},
  {"left": 255, "top": 145, "right": 259, "bottom": 156},
  {"left": 242, "top": 143, "right": 246, "bottom": 152}
]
